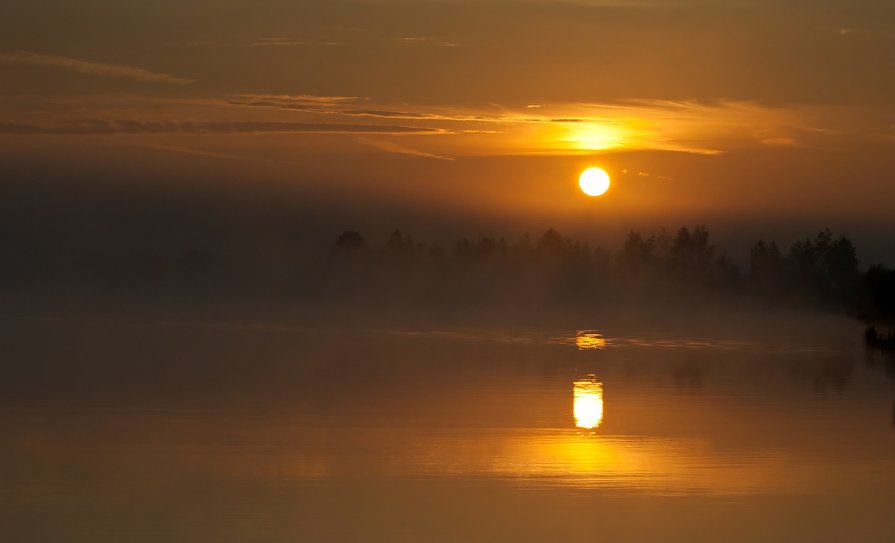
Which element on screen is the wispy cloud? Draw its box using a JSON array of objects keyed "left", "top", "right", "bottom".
[
  {"left": 248, "top": 37, "right": 302, "bottom": 47},
  {"left": 0, "top": 51, "right": 196, "bottom": 85},
  {"left": 357, "top": 137, "right": 455, "bottom": 161},
  {"left": 0, "top": 120, "right": 446, "bottom": 136},
  {"left": 397, "top": 36, "right": 461, "bottom": 47},
  {"left": 226, "top": 94, "right": 500, "bottom": 122},
  {"left": 125, "top": 142, "right": 271, "bottom": 163},
  {"left": 247, "top": 37, "right": 344, "bottom": 48},
  {"left": 3, "top": 92, "right": 891, "bottom": 159},
  {"left": 230, "top": 94, "right": 362, "bottom": 107}
]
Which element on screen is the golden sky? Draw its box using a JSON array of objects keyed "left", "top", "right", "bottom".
[{"left": 2, "top": 0, "right": 895, "bottom": 251}]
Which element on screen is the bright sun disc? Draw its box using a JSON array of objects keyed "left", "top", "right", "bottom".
[{"left": 579, "top": 167, "right": 611, "bottom": 197}]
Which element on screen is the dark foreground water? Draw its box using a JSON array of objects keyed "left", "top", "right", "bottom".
[{"left": 2, "top": 316, "right": 894, "bottom": 542}]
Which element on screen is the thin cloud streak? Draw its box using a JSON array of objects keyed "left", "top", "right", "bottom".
[
  {"left": 125, "top": 142, "right": 273, "bottom": 163},
  {"left": 357, "top": 137, "right": 456, "bottom": 161},
  {"left": 226, "top": 94, "right": 499, "bottom": 122},
  {"left": 3, "top": 93, "right": 892, "bottom": 158},
  {"left": 0, "top": 120, "right": 446, "bottom": 136},
  {"left": 248, "top": 37, "right": 301, "bottom": 47},
  {"left": 0, "top": 51, "right": 196, "bottom": 85},
  {"left": 247, "top": 37, "right": 345, "bottom": 48},
  {"left": 225, "top": 94, "right": 870, "bottom": 152}
]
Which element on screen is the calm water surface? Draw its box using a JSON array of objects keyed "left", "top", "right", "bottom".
[{"left": 2, "top": 317, "right": 895, "bottom": 542}]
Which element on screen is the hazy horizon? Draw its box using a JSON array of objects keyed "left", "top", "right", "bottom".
[
  {"left": 3, "top": 0, "right": 895, "bottom": 269},
  {"left": 3, "top": 3, "right": 895, "bottom": 543}
]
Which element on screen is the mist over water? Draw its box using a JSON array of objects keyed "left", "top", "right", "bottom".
[
  {"left": 4, "top": 0, "right": 895, "bottom": 539},
  {"left": 5, "top": 163, "right": 895, "bottom": 541},
  {"left": 2, "top": 316, "right": 894, "bottom": 542}
]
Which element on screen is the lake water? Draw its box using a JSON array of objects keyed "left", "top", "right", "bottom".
[{"left": 2, "top": 316, "right": 895, "bottom": 542}]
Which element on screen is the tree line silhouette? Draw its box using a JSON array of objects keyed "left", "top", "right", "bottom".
[
  {"left": 3, "top": 224, "right": 894, "bottom": 321},
  {"left": 326, "top": 226, "right": 894, "bottom": 320}
]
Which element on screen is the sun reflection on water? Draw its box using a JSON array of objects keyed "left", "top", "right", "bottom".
[
  {"left": 573, "top": 376, "right": 604, "bottom": 430},
  {"left": 576, "top": 331, "right": 606, "bottom": 350}
]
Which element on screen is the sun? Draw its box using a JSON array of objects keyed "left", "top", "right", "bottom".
[{"left": 579, "top": 167, "right": 611, "bottom": 197}]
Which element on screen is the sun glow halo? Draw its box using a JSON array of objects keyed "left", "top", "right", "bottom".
[{"left": 579, "top": 167, "right": 611, "bottom": 197}]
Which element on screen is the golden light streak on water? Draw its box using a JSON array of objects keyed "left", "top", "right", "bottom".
[
  {"left": 573, "top": 376, "right": 604, "bottom": 430},
  {"left": 576, "top": 331, "right": 607, "bottom": 350}
]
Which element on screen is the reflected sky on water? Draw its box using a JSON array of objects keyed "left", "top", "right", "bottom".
[{"left": 1, "top": 318, "right": 895, "bottom": 542}]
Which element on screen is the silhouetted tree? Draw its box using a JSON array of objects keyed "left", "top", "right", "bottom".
[
  {"left": 537, "top": 228, "right": 566, "bottom": 256},
  {"left": 334, "top": 230, "right": 369, "bottom": 251},
  {"left": 670, "top": 226, "right": 715, "bottom": 270},
  {"left": 821, "top": 234, "right": 860, "bottom": 305},
  {"left": 327, "top": 230, "right": 374, "bottom": 298},
  {"left": 750, "top": 240, "right": 784, "bottom": 297},
  {"left": 788, "top": 237, "right": 817, "bottom": 295},
  {"left": 785, "top": 230, "right": 859, "bottom": 307},
  {"left": 386, "top": 229, "right": 415, "bottom": 255},
  {"left": 622, "top": 231, "right": 655, "bottom": 268},
  {"left": 455, "top": 237, "right": 474, "bottom": 258}
]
